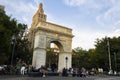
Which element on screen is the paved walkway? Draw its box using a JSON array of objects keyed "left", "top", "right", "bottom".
[{"left": 0, "top": 75, "right": 119, "bottom": 80}]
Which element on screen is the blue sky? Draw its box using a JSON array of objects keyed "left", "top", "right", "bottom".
[{"left": 0, "top": 0, "right": 120, "bottom": 50}]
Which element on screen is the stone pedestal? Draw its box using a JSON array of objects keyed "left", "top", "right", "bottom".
[
  {"left": 32, "top": 48, "right": 46, "bottom": 68},
  {"left": 58, "top": 52, "right": 72, "bottom": 72},
  {"left": 32, "top": 31, "right": 46, "bottom": 69}
]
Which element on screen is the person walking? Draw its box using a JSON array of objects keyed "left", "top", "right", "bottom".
[{"left": 20, "top": 61, "right": 26, "bottom": 75}]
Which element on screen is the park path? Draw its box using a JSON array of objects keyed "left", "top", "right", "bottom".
[{"left": 0, "top": 75, "right": 120, "bottom": 80}]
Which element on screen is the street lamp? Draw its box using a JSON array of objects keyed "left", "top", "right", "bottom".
[
  {"left": 114, "top": 52, "right": 117, "bottom": 72},
  {"left": 65, "top": 57, "right": 68, "bottom": 69},
  {"left": 107, "top": 38, "right": 112, "bottom": 74},
  {"left": 11, "top": 35, "right": 16, "bottom": 65}
]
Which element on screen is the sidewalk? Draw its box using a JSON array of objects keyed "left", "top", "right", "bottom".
[{"left": 0, "top": 75, "right": 120, "bottom": 80}]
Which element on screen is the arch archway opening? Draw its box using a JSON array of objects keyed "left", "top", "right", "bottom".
[{"left": 46, "top": 41, "right": 63, "bottom": 72}]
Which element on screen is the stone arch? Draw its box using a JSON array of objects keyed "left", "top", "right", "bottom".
[
  {"left": 31, "top": 28, "right": 73, "bottom": 71},
  {"left": 28, "top": 3, "right": 73, "bottom": 72}
]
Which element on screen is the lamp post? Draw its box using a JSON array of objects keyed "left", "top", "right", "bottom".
[
  {"left": 65, "top": 57, "right": 68, "bottom": 69},
  {"left": 107, "top": 38, "right": 112, "bottom": 73},
  {"left": 11, "top": 35, "right": 16, "bottom": 65},
  {"left": 114, "top": 52, "right": 117, "bottom": 72}
]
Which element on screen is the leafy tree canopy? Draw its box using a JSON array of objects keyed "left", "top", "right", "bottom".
[{"left": 0, "top": 8, "right": 31, "bottom": 65}]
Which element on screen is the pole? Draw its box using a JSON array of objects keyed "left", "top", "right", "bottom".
[
  {"left": 107, "top": 38, "right": 112, "bottom": 72},
  {"left": 114, "top": 52, "right": 117, "bottom": 72},
  {"left": 11, "top": 42, "right": 15, "bottom": 65},
  {"left": 66, "top": 59, "right": 67, "bottom": 69},
  {"left": 65, "top": 57, "right": 68, "bottom": 69},
  {"left": 11, "top": 35, "right": 16, "bottom": 65}
]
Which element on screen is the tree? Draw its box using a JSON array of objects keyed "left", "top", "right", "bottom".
[
  {"left": 72, "top": 47, "right": 91, "bottom": 69},
  {"left": 0, "top": 8, "right": 32, "bottom": 65},
  {"left": 88, "top": 49, "right": 97, "bottom": 68},
  {"left": 0, "top": 8, "right": 18, "bottom": 64},
  {"left": 95, "top": 37, "right": 120, "bottom": 71}
]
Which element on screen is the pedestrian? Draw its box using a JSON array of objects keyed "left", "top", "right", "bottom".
[
  {"left": 15, "top": 59, "right": 21, "bottom": 75},
  {"left": 81, "top": 67, "right": 86, "bottom": 77},
  {"left": 40, "top": 65, "right": 48, "bottom": 77},
  {"left": 20, "top": 61, "right": 26, "bottom": 75}
]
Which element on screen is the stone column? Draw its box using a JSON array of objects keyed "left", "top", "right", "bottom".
[
  {"left": 58, "top": 52, "right": 72, "bottom": 72},
  {"left": 58, "top": 39, "right": 72, "bottom": 72},
  {"left": 32, "top": 31, "right": 46, "bottom": 69}
]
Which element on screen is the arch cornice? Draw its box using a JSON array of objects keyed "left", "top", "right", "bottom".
[{"left": 32, "top": 27, "right": 74, "bottom": 38}]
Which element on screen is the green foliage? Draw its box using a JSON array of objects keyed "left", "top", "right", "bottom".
[
  {"left": 95, "top": 37, "right": 120, "bottom": 71},
  {"left": 72, "top": 47, "right": 92, "bottom": 69},
  {"left": 0, "top": 9, "right": 32, "bottom": 65},
  {"left": 72, "top": 36, "right": 120, "bottom": 72},
  {"left": 0, "top": 9, "right": 18, "bottom": 64},
  {"left": 88, "top": 49, "right": 97, "bottom": 68},
  {"left": 94, "top": 37, "right": 109, "bottom": 70},
  {"left": 46, "top": 47, "right": 58, "bottom": 67}
]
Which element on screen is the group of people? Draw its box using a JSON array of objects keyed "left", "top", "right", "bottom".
[
  {"left": 38, "top": 65, "right": 48, "bottom": 77},
  {"left": 61, "top": 67, "right": 87, "bottom": 77},
  {"left": 62, "top": 67, "right": 103, "bottom": 77},
  {"left": 15, "top": 59, "right": 27, "bottom": 75},
  {"left": 15, "top": 59, "right": 104, "bottom": 77},
  {"left": 31, "top": 65, "right": 48, "bottom": 77},
  {"left": 71, "top": 67, "right": 87, "bottom": 77}
]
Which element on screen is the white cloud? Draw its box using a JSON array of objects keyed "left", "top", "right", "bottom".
[
  {"left": 108, "top": 29, "right": 120, "bottom": 37},
  {"left": 64, "top": 0, "right": 120, "bottom": 29},
  {"left": 63, "top": 0, "right": 106, "bottom": 10},
  {"left": 63, "top": 0, "right": 120, "bottom": 50},
  {"left": 96, "top": 0, "right": 120, "bottom": 28},
  {"left": 22, "top": 17, "right": 29, "bottom": 24},
  {"left": 0, "top": 0, "right": 38, "bottom": 26},
  {"left": 63, "top": 0, "right": 86, "bottom": 6},
  {"left": 1, "top": 0, "right": 36, "bottom": 13},
  {"left": 72, "top": 30, "right": 102, "bottom": 50},
  {"left": 33, "top": 0, "right": 44, "bottom": 5},
  {"left": 114, "top": 20, "right": 120, "bottom": 26},
  {"left": 72, "top": 27, "right": 120, "bottom": 50}
]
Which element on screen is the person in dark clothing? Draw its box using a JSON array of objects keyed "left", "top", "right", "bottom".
[
  {"left": 51, "top": 63, "right": 57, "bottom": 72},
  {"left": 39, "top": 65, "right": 48, "bottom": 77},
  {"left": 62, "top": 68, "right": 68, "bottom": 77}
]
